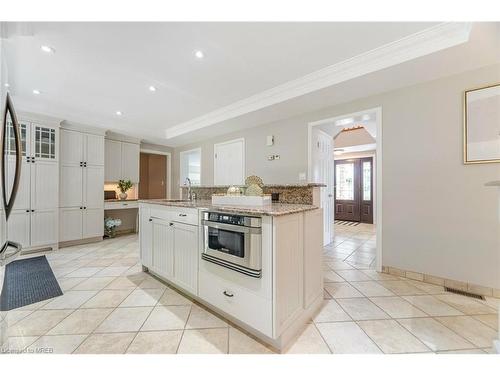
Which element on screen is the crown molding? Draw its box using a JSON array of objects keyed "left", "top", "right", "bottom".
[{"left": 165, "top": 22, "right": 472, "bottom": 139}]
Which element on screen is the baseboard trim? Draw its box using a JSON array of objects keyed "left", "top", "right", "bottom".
[
  {"left": 58, "top": 236, "right": 103, "bottom": 248},
  {"left": 382, "top": 265, "right": 500, "bottom": 298}
]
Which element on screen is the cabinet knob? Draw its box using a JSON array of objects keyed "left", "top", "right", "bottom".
[
  {"left": 223, "top": 291, "right": 234, "bottom": 298},
  {"left": 169, "top": 223, "right": 174, "bottom": 226},
  {"left": 80, "top": 207, "right": 83, "bottom": 209},
  {"left": 148, "top": 218, "right": 153, "bottom": 222},
  {"left": 26, "top": 209, "right": 30, "bottom": 213}
]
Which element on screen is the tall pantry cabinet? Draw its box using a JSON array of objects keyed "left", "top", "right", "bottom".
[
  {"left": 5, "top": 115, "right": 60, "bottom": 251},
  {"left": 59, "top": 123, "right": 105, "bottom": 244}
]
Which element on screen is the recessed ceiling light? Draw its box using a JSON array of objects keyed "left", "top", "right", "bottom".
[
  {"left": 149, "top": 86, "right": 156, "bottom": 92},
  {"left": 32, "top": 89, "right": 41, "bottom": 95},
  {"left": 40, "top": 45, "right": 55, "bottom": 54},
  {"left": 4, "top": 83, "right": 9, "bottom": 88},
  {"left": 115, "top": 111, "right": 122, "bottom": 116},
  {"left": 194, "top": 50, "right": 204, "bottom": 59}
]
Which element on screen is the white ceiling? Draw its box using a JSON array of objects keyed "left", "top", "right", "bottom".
[{"left": 2, "top": 22, "right": 497, "bottom": 146}]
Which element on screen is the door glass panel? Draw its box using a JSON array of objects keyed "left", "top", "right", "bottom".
[
  {"left": 362, "top": 161, "right": 371, "bottom": 201},
  {"left": 335, "top": 163, "right": 354, "bottom": 200},
  {"left": 34, "top": 126, "right": 56, "bottom": 159}
]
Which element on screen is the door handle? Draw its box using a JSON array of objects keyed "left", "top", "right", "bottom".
[
  {"left": 223, "top": 291, "right": 234, "bottom": 298},
  {"left": 2, "top": 93, "right": 22, "bottom": 220}
]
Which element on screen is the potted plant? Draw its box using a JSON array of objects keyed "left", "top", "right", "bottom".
[
  {"left": 104, "top": 217, "right": 122, "bottom": 238},
  {"left": 117, "top": 179, "right": 133, "bottom": 200}
]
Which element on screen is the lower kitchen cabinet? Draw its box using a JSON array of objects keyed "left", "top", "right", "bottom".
[
  {"left": 171, "top": 221, "right": 198, "bottom": 295},
  {"left": 59, "top": 207, "right": 103, "bottom": 242},
  {"left": 139, "top": 205, "right": 199, "bottom": 296},
  {"left": 7, "top": 209, "right": 57, "bottom": 249},
  {"left": 151, "top": 217, "right": 174, "bottom": 279},
  {"left": 30, "top": 209, "right": 58, "bottom": 247}
]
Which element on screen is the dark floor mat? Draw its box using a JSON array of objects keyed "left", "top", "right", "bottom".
[{"left": 0, "top": 255, "right": 63, "bottom": 311}]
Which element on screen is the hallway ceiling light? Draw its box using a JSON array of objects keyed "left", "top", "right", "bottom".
[
  {"left": 32, "top": 89, "right": 41, "bottom": 95},
  {"left": 194, "top": 50, "right": 204, "bottom": 59},
  {"left": 335, "top": 118, "right": 353, "bottom": 126},
  {"left": 149, "top": 85, "right": 156, "bottom": 92},
  {"left": 115, "top": 111, "right": 122, "bottom": 116}
]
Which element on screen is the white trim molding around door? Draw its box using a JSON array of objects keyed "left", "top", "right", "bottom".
[{"left": 307, "top": 106, "right": 383, "bottom": 272}]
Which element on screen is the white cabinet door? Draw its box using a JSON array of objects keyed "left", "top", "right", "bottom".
[
  {"left": 84, "top": 165, "right": 104, "bottom": 208},
  {"left": 32, "top": 124, "right": 57, "bottom": 162},
  {"left": 85, "top": 134, "right": 104, "bottom": 166},
  {"left": 60, "top": 165, "right": 83, "bottom": 207},
  {"left": 83, "top": 208, "right": 104, "bottom": 238},
  {"left": 214, "top": 138, "right": 245, "bottom": 185},
  {"left": 60, "top": 129, "right": 83, "bottom": 165},
  {"left": 31, "top": 209, "right": 58, "bottom": 247},
  {"left": 7, "top": 210, "right": 31, "bottom": 248},
  {"left": 151, "top": 218, "right": 173, "bottom": 279},
  {"left": 121, "top": 142, "right": 140, "bottom": 183},
  {"left": 31, "top": 160, "right": 58, "bottom": 210},
  {"left": 59, "top": 207, "right": 83, "bottom": 242},
  {"left": 172, "top": 222, "right": 198, "bottom": 294},
  {"left": 104, "top": 139, "right": 122, "bottom": 181},
  {"left": 8, "top": 157, "right": 31, "bottom": 210},
  {"left": 140, "top": 206, "right": 153, "bottom": 268}
]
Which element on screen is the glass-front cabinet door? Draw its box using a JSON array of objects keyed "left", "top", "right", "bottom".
[
  {"left": 32, "top": 124, "right": 57, "bottom": 161},
  {"left": 5, "top": 120, "right": 29, "bottom": 159}
]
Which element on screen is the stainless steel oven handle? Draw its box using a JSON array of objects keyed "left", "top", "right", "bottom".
[{"left": 201, "top": 220, "right": 261, "bottom": 234}]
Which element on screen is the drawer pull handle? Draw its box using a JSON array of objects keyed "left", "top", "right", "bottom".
[
  {"left": 178, "top": 213, "right": 187, "bottom": 217},
  {"left": 223, "top": 291, "right": 234, "bottom": 298},
  {"left": 148, "top": 218, "right": 153, "bottom": 222}
]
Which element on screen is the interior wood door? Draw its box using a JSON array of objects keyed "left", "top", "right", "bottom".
[
  {"left": 172, "top": 222, "right": 198, "bottom": 294},
  {"left": 334, "top": 157, "right": 373, "bottom": 223},
  {"left": 214, "top": 138, "right": 245, "bottom": 186},
  {"left": 313, "top": 129, "right": 334, "bottom": 245}
]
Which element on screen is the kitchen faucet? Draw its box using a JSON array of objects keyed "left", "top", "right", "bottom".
[{"left": 185, "top": 178, "right": 193, "bottom": 201}]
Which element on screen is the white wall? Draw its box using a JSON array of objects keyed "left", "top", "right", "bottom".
[{"left": 172, "top": 63, "right": 500, "bottom": 289}]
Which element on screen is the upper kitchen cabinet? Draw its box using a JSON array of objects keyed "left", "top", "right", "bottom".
[
  {"left": 104, "top": 133, "right": 140, "bottom": 183},
  {"left": 60, "top": 128, "right": 105, "bottom": 166}
]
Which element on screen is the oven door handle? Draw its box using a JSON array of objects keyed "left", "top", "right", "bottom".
[{"left": 201, "top": 220, "right": 261, "bottom": 234}]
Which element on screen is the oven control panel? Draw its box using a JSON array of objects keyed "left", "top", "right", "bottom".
[{"left": 207, "top": 212, "right": 246, "bottom": 226}]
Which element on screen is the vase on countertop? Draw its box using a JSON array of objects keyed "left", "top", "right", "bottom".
[{"left": 119, "top": 192, "right": 128, "bottom": 200}]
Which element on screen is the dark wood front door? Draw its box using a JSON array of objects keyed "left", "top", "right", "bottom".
[{"left": 334, "top": 157, "right": 373, "bottom": 223}]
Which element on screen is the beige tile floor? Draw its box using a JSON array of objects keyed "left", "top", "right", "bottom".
[{"left": 1, "top": 223, "right": 498, "bottom": 354}]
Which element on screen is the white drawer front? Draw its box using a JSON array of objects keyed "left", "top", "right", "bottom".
[
  {"left": 199, "top": 269, "right": 272, "bottom": 336},
  {"left": 170, "top": 208, "right": 198, "bottom": 225},
  {"left": 104, "top": 201, "right": 138, "bottom": 210}
]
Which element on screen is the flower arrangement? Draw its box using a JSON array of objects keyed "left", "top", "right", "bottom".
[
  {"left": 117, "top": 179, "right": 133, "bottom": 200},
  {"left": 104, "top": 217, "right": 122, "bottom": 238}
]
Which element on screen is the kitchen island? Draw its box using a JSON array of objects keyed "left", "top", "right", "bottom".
[{"left": 139, "top": 199, "right": 323, "bottom": 352}]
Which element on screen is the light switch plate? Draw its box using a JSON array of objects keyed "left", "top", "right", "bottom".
[{"left": 266, "top": 135, "right": 274, "bottom": 146}]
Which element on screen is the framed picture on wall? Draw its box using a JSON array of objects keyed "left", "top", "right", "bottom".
[{"left": 463, "top": 83, "right": 500, "bottom": 164}]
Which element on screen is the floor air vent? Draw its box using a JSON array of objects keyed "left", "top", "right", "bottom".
[{"left": 444, "top": 287, "right": 485, "bottom": 300}]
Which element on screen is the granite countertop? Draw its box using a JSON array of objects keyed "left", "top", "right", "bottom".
[
  {"left": 105, "top": 199, "right": 139, "bottom": 202},
  {"left": 139, "top": 199, "right": 319, "bottom": 216}
]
